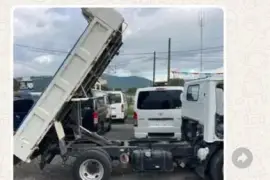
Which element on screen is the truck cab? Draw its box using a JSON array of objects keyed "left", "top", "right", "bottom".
[
  {"left": 181, "top": 75, "right": 224, "bottom": 180},
  {"left": 181, "top": 75, "right": 223, "bottom": 143}
]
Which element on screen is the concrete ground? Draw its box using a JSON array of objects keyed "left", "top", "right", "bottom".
[{"left": 14, "top": 120, "right": 201, "bottom": 180}]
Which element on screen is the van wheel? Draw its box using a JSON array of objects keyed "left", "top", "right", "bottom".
[
  {"left": 72, "top": 150, "right": 112, "bottom": 180},
  {"left": 209, "top": 150, "right": 223, "bottom": 180}
]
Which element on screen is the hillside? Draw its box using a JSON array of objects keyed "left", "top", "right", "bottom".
[
  {"left": 102, "top": 74, "right": 152, "bottom": 89},
  {"left": 24, "top": 74, "right": 152, "bottom": 92}
]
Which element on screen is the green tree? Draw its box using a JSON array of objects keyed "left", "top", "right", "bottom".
[
  {"left": 114, "top": 88, "right": 122, "bottom": 91},
  {"left": 168, "top": 78, "right": 185, "bottom": 86},
  {"left": 101, "top": 84, "right": 110, "bottom": 91},
  {"left": 126, "top": 87, "right": 137, "bottom": 95}
]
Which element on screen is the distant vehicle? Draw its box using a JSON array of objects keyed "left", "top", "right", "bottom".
[
  {"left": 107, "top": 91, "right": 128, "bottom": 122},
  {"left": 133, "top": 86, "right": 183, "bottom": 139},
  {"left": 81, "top": 97, "right": 111, "bottom": 134},
  {"left": 29, "top": 92, "right": 42, "bottom": 102},
  {"left": 13, "top": 92, "right": 34, "bottom": 132},
  {"left": 91, "top": 89, "right": 112, "bottom": 120}
]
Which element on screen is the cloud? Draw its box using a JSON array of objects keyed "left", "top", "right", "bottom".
[
  {"left": 13, "top": 8, "right": 70, "bottom": 40},
  {"left": 13, "top": 7, "right": 223, "bottom": 78},
  {"left": 33, "top": 55, "right": 54, "bottom": 65}
]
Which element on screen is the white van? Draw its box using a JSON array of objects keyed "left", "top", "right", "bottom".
[
  {"left": 107, "top": 91, "right": 128, "bottom": 122},
  {"left": 133, "top": 86, "right": 183, "bottom": 139}
]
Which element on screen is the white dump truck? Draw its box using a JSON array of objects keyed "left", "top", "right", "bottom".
[{"left": 14, "top": 8, "right": 223, "bottom": 180}]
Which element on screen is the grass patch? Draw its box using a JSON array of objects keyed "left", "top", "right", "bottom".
[{"left": 127, "top": 105, "right": 134, "bottom": 117}]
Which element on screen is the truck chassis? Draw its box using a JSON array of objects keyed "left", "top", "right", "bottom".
[{"left": 33, "top": 116, "right": 223, "bottom": 180}]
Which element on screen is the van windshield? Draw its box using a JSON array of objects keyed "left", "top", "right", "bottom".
[
  {"left": 137, "top": 90, "right": 182, "bottom": 110},
  {"left": 108, "top": 93, "right": 122, "bottom": 104}
]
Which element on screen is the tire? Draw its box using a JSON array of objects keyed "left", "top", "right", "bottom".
[
  {"left": 97, "top": 122, "right": 105, "bottom": 135},
  {"left": 106, "top": 120, "right": 111, "bottom": 132},
  {"left": 120, "top": 118, "right": 125, "bottom": 123},
  {"left": 72, "top": 150, "right": 112, "bottom": 180},
  {"left": 209, "top": 150, "right": 223, "bottom": 180}
]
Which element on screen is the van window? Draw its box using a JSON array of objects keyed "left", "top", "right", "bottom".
[
  {"left": 97, "top": 97, "right": 105, "bottom": 106},
  {"left": 82, "top": 99, "right": 94, "bottom": 110},
  {"left": 186, "top": 84, "right": 199, "bottom": 101},
  {"left": 108, "top": 93, "right": 122, "bottom": 103},
  {"left": 137, "top": 90, "right": 182, "bottom": 110}
]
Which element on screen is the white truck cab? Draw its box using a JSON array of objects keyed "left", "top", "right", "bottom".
[
  {"left": 181, "top": 75, "right": 223, "bottom": 143},
  {"left": 181, "top": 75, "right": 224, "bottom": 180}
]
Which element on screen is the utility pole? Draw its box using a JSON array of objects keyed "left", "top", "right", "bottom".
[
  {"left": 199, "top": 9, "right": 205, "bottom": 72},
  {"left": 167, "top": 38, "right": 171, "bottom": 84},
  {"left": 153, "top": 51, "right": 156, "bottom": 86}
]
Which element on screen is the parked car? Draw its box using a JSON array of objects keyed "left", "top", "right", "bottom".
[
  {"left": 91, "top": 89, "right": 112, "bottom": 122},
  {"left": 13, "top": 91, "right": 35, "bottom": 132},
  {"left": 107, "top": 91, "right": 128, "bottom": 122},
  {"left": 133, "top": 86, "right": 183, "bottom": 139},
  {"left": 81, "top": 96, "right": 111, "bottom": 135}
]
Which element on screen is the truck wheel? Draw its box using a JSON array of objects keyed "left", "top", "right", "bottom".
[
  {"left": 209, "top": 150, "right": 223, "bottom": 180},
  {"left": 73, "top": 150, "right": 112, "bottom": 180}
]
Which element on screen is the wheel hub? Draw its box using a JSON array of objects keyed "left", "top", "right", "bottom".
[{"left": 79, "top": 159, "right": 104, "bottom": 180}]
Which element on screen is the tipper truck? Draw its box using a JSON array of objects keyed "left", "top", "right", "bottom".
[{"left": 14, "top": 8, "right": 223, "bottom": 180}]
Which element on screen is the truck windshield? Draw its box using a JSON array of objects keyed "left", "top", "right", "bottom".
[
  {"left": 108, "top": 93, "right": 122, "bottom": 104},
  {"left": 137, "top": 90, "right": 182, "bottom": 110}
]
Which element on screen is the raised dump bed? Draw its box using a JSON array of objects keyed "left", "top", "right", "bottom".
[{"left": 14, "top": 8, "right": 125, "bottom": 163}]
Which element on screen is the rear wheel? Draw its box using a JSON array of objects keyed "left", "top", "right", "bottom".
[
  {"left": 106, "top": 119, "right": 111, "bottom": 132},
  {"left": 72, "top": 150, "right": 112, "bottom": 180},
  {"left": 97, "top": 122, "right": 105, "bottom": 135},
  {"left": 209, "top": 150, "right": 223, "bottom": 180}
]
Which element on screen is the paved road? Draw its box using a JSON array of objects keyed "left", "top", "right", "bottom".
[{"left": 14, "top": 121, "right": 201, "bottom": 180}]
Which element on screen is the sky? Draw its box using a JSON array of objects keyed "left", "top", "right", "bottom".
[{"left": 13, "top": 7, "right": 224, "bottom": 81}]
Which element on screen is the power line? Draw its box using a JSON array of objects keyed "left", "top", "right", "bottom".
[
  {"left": 14, "top": 43, "right": 223, "bottom": 56},
  {"left": 109, "top": 49, "right": 223, "bottom": 66},
  {"left": 119, "top": 46, "right": 223, "bottom": 56},
  {"left": 111, "top": 58, "right": 223, "bottom": 68},
  {"left": 14, "top": 44, "right": 69, "bottom": 55}
]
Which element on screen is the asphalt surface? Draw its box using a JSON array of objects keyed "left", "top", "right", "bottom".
[{"left": 14, "top": 119, "right": 201, "bottom": 180}]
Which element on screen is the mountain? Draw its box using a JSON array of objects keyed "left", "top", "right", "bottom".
[
  {"left": 102, "top": 74, "right": 152, "bottom": 89},
  {"left": 20, "top": 74, "right": 152, "bottom": 92}
]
